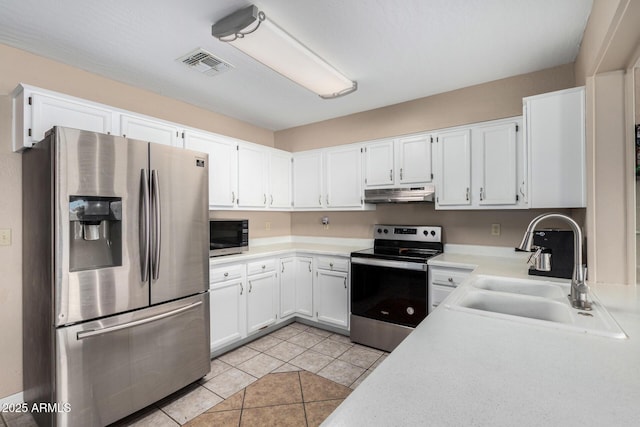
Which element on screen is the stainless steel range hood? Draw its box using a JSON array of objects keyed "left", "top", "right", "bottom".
[{"left": 364, "top": 184, "right": 435, "bottom": 203}]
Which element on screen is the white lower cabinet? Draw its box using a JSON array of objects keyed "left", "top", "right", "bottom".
[
  {"left": 246, "top": 260, "right": 278, "bottom": 334},
  {"left": 428, "top": 265, "right": 473, "bottom": 313},
  {"left": 209, "top": 265, "right": 246, "bottom": 352},
  {"left": 315, "top": 257, "right": 350, "bottom": 329},
  {"left": 279, "top": 256, "right": 314, "bottom": 320}
]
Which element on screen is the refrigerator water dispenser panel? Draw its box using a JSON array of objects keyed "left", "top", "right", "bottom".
[{"left": 69, "top": 196, "right": 122, "bottom": 271}]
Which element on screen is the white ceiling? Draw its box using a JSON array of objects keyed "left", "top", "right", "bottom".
[{"left": 0, "top": 0, "right": 593, "bottom": 131}]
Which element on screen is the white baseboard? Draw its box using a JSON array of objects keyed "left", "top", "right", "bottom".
[{"left": 0, "top": 390, "right": 24, "bottom": 406}]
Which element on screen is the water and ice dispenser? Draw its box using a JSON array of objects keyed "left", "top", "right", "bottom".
[{"left": 69, "top": 196, "right": 122, "bottom": 271}]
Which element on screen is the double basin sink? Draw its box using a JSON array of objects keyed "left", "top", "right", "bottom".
[{"left": 445, "top": 275, "right": 626, "bottom": 339}]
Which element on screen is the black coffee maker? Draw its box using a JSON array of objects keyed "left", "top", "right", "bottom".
[{"left": 528, "top": 229, "right": 574, "bottom": 279}]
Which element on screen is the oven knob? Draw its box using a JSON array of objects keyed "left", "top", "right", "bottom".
[
  {"left": 377, "top": 228, "right": 382, "bottom": 234},
  {"left": 430, "top": 230, "right": 436, "bottom": 236},
  {"left": 383, "top": 229, "right": 389, "bottom": 234},
  {"left": 407, "top": 307, "right": 415, "bottom": 315}
]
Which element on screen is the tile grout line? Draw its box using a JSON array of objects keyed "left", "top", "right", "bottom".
[{"left": 298, "top": 370, "right": 310, "bottom": 427}]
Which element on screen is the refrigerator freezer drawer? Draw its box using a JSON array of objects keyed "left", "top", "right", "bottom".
[{"left": 53, "top": 293, "right": 210, "bottom": 427}]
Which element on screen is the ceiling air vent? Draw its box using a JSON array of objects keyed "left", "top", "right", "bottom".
[{"left": 177, "top": 48, "right": 233, "bottom": 76}]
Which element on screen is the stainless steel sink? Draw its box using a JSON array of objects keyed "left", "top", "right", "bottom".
[{"left": 446, "top": 275, "right": 626, "bottom": 339}]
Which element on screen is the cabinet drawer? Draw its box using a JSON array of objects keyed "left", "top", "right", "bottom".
[
  {"left": 210, "top": 264, "right": 244, "bottom": 284},
  {"left": 247, "top": 259, "right": 276, "bottom": 276},
  {"left": 316, "top": 257, "right": 349, "bottom": 273},
  {"left": 430, "top": 267, "right": 471, "bottom": 287}
]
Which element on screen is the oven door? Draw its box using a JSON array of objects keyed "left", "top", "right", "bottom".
[{"left": 350, "top": 257, "right": 428, "bottom": 328}]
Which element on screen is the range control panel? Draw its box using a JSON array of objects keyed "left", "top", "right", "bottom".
[{"left": 373, "top": 225, "right": 442, "bottom": 243}]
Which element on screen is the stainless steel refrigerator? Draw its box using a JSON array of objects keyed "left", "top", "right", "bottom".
[{"left": 22, "top": 127, "right": 211, "bottom": 426}]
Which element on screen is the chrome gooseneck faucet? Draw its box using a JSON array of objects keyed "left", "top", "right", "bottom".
[{"left": 518, "top": 213, "right": 591, "bottom": 310}]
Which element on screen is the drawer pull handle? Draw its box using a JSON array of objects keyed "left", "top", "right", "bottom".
[
  {"left": 224, "top": 272, "right": 229, "bottom": 277},
  {"left": 329, "top": 262, "right": 334, "bottom": 269},
  {"left": 261, "top": 265, "right": 266, "bottom": 269},
  {"left": 240, "top": 283, "right": 244, "bottom": 295},
  {"left": 448, "top": 277, "right": 453, "bottom": 283}
]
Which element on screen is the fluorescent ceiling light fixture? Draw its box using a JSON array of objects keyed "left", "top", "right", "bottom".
[{"left": 212, "top": 5, "right": 357, "bottom": 99}]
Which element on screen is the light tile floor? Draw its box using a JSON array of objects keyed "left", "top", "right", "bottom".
[{"left": 0, "top": 322, "right": 389, "bottom": 427}]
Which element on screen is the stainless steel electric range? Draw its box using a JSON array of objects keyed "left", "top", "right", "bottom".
[{"left": 350, "top": 224, "right": 443, "bottom": 352}]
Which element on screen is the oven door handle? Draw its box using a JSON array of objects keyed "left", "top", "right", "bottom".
[{"left": 350, "top": 257, "right": 427, "bottom": 271}]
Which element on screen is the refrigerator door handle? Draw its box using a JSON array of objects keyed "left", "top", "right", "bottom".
[
  {"left": 140, "top": 169, "right": 150, "bottom": 282},
  {"left": 76, "top": 301, "right": 203, "bottom": 340},
  {"left": 151, "top": 169, "right": 162, "bottom": 280}
]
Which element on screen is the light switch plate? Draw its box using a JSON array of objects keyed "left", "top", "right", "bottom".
[
  {"left": 0, "top": 229, "right": 11, "bottom": 246},
  {"left": 491, "top": 224, "right": 501, "bottom": 236}
]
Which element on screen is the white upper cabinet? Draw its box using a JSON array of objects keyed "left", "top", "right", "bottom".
[
  {"left": 363, "top": 134, "right": 432, "bottom": 188},
  {"left": 120, "top": 113, "right": 183, "bottom": 147},
  {"left": 325, "top": 145, "right": 363, "bottom": 208},
  {"left": 184, "top": 130, "right": 238, "bottom": 208},
  {"left": 269, "top": 150, "right": 293, "bottom": 209},
  {"left": 396, "top": 134, "right": 432, "bottom": 184},
  {"left": 238, "top": 143, "right": 268, "bottom": 208},
  {"left": 293, "top": 150, "right": 323, "bottom": 209},
  {"left": 434, "top": 117, "right": 524, "bottom": 210},
  {"left": 473, "top": 122, "right": 518, "bottom": 206},
  {"left": 364, "top": 140, "right": 395, "bottom": 187},
  {"left": 434, "top": 129, "right": 471, "bottom": 207},
  {"left": 13, "top": 84, "right": 114, "bottom": 150},
  {"left": 524, "top": 87, "right": 586, "bottom": 208}
]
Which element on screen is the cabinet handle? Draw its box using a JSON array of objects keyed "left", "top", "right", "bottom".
[
  {"left": 224, "top": 272, "right": 229, "bottom": 277},
  {"left": 270, "top": 194, "right": 273, "bottom": 205},
  {"left": 400, "top": 168, "right": 403, "bottom": 180},
  {"left": 465, "top": 187, "right": 470, "bottom": 201},
  {"left": 389, "top": 169, "right": 393, "bottom": 181},
  {"left": 263, "top": 194, "right": 267, "bottom": 205},
  {"left": 232, "top": 191, "right": 236, "bottom": 204},
  {"left": 326, "top": 194, "right": 329, "bottom": 205},
  {"left": 479, "top": 187, "right": 484, "bottom": 201},
  {"left": 249, "top": 281, "right": 252, "bottom": 293},
  {"left": 261, "top": 265, "right": 266, "bottom": 270},
  {"left": 344, "top": 277, "right": 347, "bottom": 288},
  {"left": 319, "top": 195, "right": 322, "bottom": 206},
  {"left": 448, "top": 277, "right": 453, "bottom": 283},
  {"left": 281, "top": 263, "right": 285, "bottom": 273},
  {"left": 329, "top": 262, "right": 334, "bottom": 269},
  {"left": 240, "top": 283, "right": 244, "bottom": 295},
  {"left": 308, "top": 262, "right": 312, "bottom": 272}
]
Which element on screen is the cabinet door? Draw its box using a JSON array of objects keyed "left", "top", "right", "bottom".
[
  {"left": 475, "top": 123, "right": 517, "bottom": 206},
  {"left": 247, "top": 272, "right": 277, "bottom": 334},
  {"left": 238, "top": 144, "right": 268, "bottom": 208},
  {"left": 325, "top": 146, "right": 363, "bottom": 208},
  {"left": 120, "top": 114, "right": 182, "bottom": 147},
  {"left": 269, "top": 150, "right": 292, "bottom": 209},
  {"left": 295, "top": 257, "right": 314, "bottom": 318},
  {"left": 31, "top": 92, "right": 113, "bottom": 144},
  {"left": 435, "top": 129, "right": 471, "bottom": 207},
  {"left": 210, "top": 279, "right": 246, "bottom": 350},
  {"left": 397, "top": 134, "right": 432, "bottom": 184},
  {"left": 364, "top": 140, "right": 395, "bottom": 187},
  {"left": 316, "top": 270, "right": 349, "bottom": 329},
  {"left": 184, "top": 130, "right": 237, "bottom": 208},
  {"left": 525, "top": 87, "right": 586, "bottom": 208},
  {"left": 279, "top": 258, "right": 296, "bottom": 319},
  {"left": 293, "top": 151, "right": 323, "bottom": 208}
]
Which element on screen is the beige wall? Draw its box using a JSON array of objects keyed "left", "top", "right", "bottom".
[
  {"left": 292, "top": 206, "right": 582, "bottom": 247},
  {"left": 275, "top": 63, "right": 575, "bottom": 152},
  {"left": 574, "top": 0, "right": 640, "bottom": 285}
]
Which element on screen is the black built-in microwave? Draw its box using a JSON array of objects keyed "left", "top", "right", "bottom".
[{"left": 209, "top": 219, "right": 248, "bottom": 256}]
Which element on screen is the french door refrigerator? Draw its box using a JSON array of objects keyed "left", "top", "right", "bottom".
[{"left": 22, "top": 127, "right": 210, "bottom": 426}]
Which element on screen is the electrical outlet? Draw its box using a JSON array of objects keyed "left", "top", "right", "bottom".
[
  {"left": 0, "top": 229, "right": 11, "bottom": 246},
  {"left": 265, "top": 222, "right": 271, "bottom": 231},
  {"left": 323, "top": 224, "right": 330, "bottom": 230},
  {"left": 491, "top": 224, "right": 501, "bottom": 236}
]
